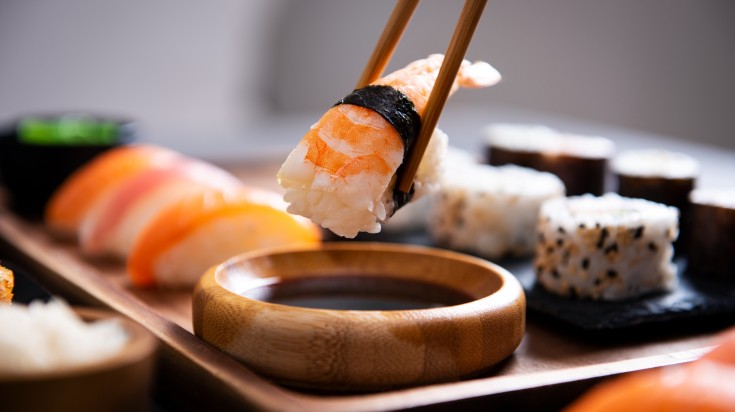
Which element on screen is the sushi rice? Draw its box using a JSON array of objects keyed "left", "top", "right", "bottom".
[
  {"left": 428, "top": 163, "right": 565, "bottom": 260},
  {"left": 280, "top": 127, "right": 448, "bottom": 238},
  {"left": 534, "top": 193, "right": 679, "bottom": 300}
]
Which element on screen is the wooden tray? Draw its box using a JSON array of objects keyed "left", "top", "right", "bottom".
[{"left": 0, "top": 159, "right": 730, "bottom": 411}]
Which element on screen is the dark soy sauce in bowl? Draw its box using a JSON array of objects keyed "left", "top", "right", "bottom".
[{"left": 241, "top": 276, "right": 475, "bottom": 311}]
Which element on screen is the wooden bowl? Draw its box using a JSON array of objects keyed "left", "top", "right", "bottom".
[
  {"left": 0, "top": 307, "right": 157, "bottom": 412},
  {"left": 193, "top": 242, "right": 526, "bottom": 391}
]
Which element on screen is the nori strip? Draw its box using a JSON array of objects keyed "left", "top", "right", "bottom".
[{"left": 334, "top": 85, "right": 421, "bottom": 211}]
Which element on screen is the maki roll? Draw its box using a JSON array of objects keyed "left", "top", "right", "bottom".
[
  {"left": 278, "top": 54, "right": 501, "bottom": 238},
  {"left": 686, "top": 188, "right": 735, "bottom": 281},
  {"left": 428, "top": 163, "right": 565, "bottom": 260},
  {"left": 612, "top": 149, "right": 699, "bottom": 253},
  {"left": 484, "top": 123, "right": 615, "bottom": 196},
  {"left": 534, "top": 193, "right": 679, "bottom": 301}
]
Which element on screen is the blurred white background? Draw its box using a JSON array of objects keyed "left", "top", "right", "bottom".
[{"left": 1, "top": 0, "right": 733, "bottom": 159}]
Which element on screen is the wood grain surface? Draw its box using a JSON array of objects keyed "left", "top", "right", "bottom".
[
  {"left": 193, "top": 243, "right": 525, "bottom": 391},
  {"left": 0, "top": 158, "right": 730, "bottom": 411}
]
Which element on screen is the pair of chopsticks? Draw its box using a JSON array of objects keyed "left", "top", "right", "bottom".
[{"left": 355, "top": 0, "right": 488, "bottom": 193}]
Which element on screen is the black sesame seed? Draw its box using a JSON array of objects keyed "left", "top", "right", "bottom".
[
  {"left": 579, "top": 223, "right": 586, "bottom": 229},
  {"left": 604, "top": 243, "right": 619, "bottom": 255},
  {"left": 556, "top": 238, "right": 564, "bottom": 247},
  {"left": 551, "top": 269, "right": 560, "bottom": 279},
  {"left": 558, "top": 226, "right": 566, "bottom": 234},
  {"left": 607, "top": 269, "right": 618, "bottom": 278},
  {"left": 594, "top": 278, "right": 601, "bottom": 286},
  {"left": 633, "top": 226, "right": 644, "bottom": 239},
  {"left": 596, "top": 227, "right": 609, "bottom": 249},
  {"left": 581, "top": 258, "right": 590, "bottom": 269},
  {"left": 648, "top": 242, "right": 658, "bottom": 252},
  {"left": 546, "top": 246, "right": 555, "bottom": 254}
]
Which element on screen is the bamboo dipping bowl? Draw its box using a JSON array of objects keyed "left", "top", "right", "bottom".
[{"left": 192, "top": 242, "right": 526, "bottom": 391}]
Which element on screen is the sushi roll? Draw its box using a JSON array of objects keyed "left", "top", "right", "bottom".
[
  {"left": 612, "top": 149, "right": 699, "bottom": 253},
  {"left": 127, "top": 189, "right": 322, "bottom": 288},
  {"left": 277, "top": 54, "right": 502, "bottom": 238},
  {"left": 428, "top": 163, "right": 565, "bottom": 260},
  {"left": 686, "top": 188, "right": 735, "bottom": 281},
  {"left": 484, "top": 123, "right": 615, "bottom": 196},
  {"left": 534, "top": 193, "right": 679, "bottom": 300}
]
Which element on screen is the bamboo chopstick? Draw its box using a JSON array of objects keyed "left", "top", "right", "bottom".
[
  {"left": 396, "top": 0, "right": 488, "bottom": 193},
  {"left": 355, "top": 0, "right": 420, "bottom": 88}
]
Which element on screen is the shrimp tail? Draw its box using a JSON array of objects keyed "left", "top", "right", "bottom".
[{"left": 458, "top": 60, "right": 502, "bottom": 88}]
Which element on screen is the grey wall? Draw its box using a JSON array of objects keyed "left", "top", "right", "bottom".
[
  {"left": 271, "top": 0, "right": 735, "bottom": 149},
  {"left": 1, "top": 0, "right": 733, "bottom": 152}
]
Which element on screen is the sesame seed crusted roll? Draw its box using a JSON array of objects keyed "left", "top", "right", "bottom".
[
  {"left": 534, "top": 193, "right": 679, "bottom": 301},
  {"left": 428, "top": 163, "right": 565, "bottom": 260}
]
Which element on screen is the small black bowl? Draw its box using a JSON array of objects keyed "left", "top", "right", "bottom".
[{"left": 0, "top": 112, "right": 137, "bottom": 218}]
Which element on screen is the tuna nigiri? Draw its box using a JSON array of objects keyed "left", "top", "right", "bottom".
[
  {"left": 127, "top": 189, "right": 321, "bottom": 288},
  {"left": 78, "top": 157, "right": 243, "bottom": 258},
  {"left": 277, "top": 54, "right": 501, "bottom": 238},
  {"left": 45, "top": 144, "right": 184, "bottom": 238}
]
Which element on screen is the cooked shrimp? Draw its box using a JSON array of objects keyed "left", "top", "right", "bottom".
[{"left": 277, "top": 54, "right": 500, "bottom": 238}]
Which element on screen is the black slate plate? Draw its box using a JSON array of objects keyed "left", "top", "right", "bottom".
[
  {"left": 333, "top": 230, "right": 735, "bottom": 331},
  {"left": 505, "top": 258, "right": 735, "bottom": 330}
]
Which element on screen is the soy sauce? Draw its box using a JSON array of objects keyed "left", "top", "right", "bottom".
[{"left": 241, "top": 276, "right": 474, "bottom": 311}]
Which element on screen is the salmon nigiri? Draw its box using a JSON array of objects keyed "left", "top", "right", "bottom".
[
  {"left": 45, "top": 144, "right": 184, "bottom": 238},
  {"left": 127, "top": 189, "right": 321, "bottom": 288},
  {"left": 278, "top": 54, "right": 501, "bottom": 238},
  {"left": 79, "top": 157, "right": 243, "bottom": 259}
]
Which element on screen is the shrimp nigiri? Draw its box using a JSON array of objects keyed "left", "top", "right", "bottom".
[{"left": 277, "top": 54, "right": 501, "bottom": 238}]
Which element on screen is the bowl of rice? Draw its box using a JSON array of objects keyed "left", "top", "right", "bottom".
[{"left": 0, "top": 299, "right": 157, "bottom": 412}]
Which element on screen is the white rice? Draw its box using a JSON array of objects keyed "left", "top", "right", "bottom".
[
  {"left": 690, "top": 188, "right": 735, "bottom": 209},
  {"left": 383, "top": 145, "right": 478, "bottom": 233},
  {"left": 483, "top": 123, "right": 615, "bottom": 158},
  {"left": 279, "top": 127, "right": 448, "bottom": 238},
  {"left": 428, "top": 163, "right": 565, "bottom": 259},
  {"left": 534, "top": 193, "right": 679, "bottom": 300},
  {"left": 612, "top": 149, "right": 700, "bottom": 179},
  {"left": 0, "top": 299, "right": 129, "bottom": 374}
]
